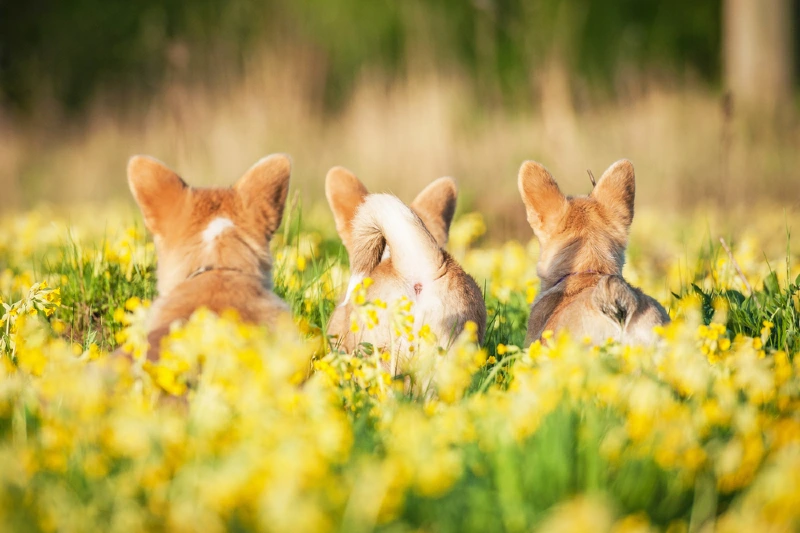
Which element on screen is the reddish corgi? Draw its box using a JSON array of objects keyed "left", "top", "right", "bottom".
[
  {"left": 518, "top": 159, "right": 669, "bottom": 346},
  {"left": 127, "top": 154, "right": 292, "bottom": 360}
]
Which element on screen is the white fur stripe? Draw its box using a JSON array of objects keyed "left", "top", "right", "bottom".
[{"left": 202, "top": 217, "right": 234, "bottom": 243}]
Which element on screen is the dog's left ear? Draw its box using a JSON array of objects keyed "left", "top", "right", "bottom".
[
  {"left": 518, "top": 161, "right": 567, "bottom": 239},
  {"left": 411, "top": 177, "right": 457, "bottom": 247},
  {"left": 127, "top": 156, "right": 189, "bottom": 237},
  {"left": 234, "top": 154, "right": 292, "bottom": 237},
  {"left": 591, "top": 159, "right": 635, "bottom": 229},
  {"left": 325, "top": 166, "right": 369, "bottom": 255}
]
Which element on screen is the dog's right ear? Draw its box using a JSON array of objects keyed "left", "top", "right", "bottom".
[
  {"left": 127, "top": 156, "right": 188, "bottom": 236},
  {"left": 411, "top": 177, "right": 457, "bottom": 247},
  {"left": 235, "top": 154, "right": 292, "bottom": 238},
  {"left": 517, "top": 161, "right": 567, "bottom": 239},
  {"left": 591, "top": 159, "right": 635, "bottom": 231},
  {"left": 325, "top": 166, "right": 369, "bottom": 255}
]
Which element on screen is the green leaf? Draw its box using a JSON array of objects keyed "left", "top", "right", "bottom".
[{"left": 764, "top": 272, "right": 780, "bottom": 295}]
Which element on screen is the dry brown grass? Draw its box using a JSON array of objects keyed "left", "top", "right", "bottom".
[{"left": 2, "top": 54, "right": 799, "bottom": 240}]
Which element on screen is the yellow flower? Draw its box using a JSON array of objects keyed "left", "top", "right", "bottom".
[{"left": 124, "top": 296, "right": 142, "bottom": 311}]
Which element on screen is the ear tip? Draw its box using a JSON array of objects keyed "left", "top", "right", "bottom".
[
  {"left": 257, "top": 153, "right": 292, "bottom": 175},
  {"left": 519, "top": 160, "right": 544, "bottom": 172},
  {"left": 273, "top": 152, "right": 293, "bottom": 167},
  {"left": 127, "top": 154, "right": 157, "bottom": 174},
  {"left": 517, "top": 160, "right": 551, "bottom": 192},
  {"left": 325, "top": 166, "right": 353, "bottom": 182},
  {"left": 518, "top": 160, "right": 550, "bottom": 181},
  {"left": 127, "top": 155, "right": 171, "bottom": 186},
  {"left": 432, "top": 176, "right": 458, "bottom": 196},
  {"left": 325, "top": 166, "right": 364, "bottom": 198},
  {"left": 128, "top": 154, "right": 148, "bottom": 167},
  {"left": 611, "top": 159, "right": 635, "bottom": 174}
]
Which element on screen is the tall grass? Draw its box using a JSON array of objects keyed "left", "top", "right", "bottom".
[{"left": 2, "top": 54, "right": 798, "bottom": 234}]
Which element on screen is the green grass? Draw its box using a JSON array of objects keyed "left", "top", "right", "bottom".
[{"left": 1, "top": 204, "right": 800, "bottom": 532}]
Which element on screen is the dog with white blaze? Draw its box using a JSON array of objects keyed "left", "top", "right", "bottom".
[
  {"left": 126, "top": 154, "right": 292, "bottom": 361},
  {"left": 325, "top": 166, "right": 486, "bottom": 377}
]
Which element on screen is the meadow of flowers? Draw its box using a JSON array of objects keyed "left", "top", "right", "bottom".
[{"left": 1, "top": 202, "right": 800, "bottom": 532}]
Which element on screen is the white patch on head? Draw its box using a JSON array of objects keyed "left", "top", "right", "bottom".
[
  {"left": 202, "top": 217, "right": 235, "bottom": 244},
  {"left": 340, "top": 272, "right": 366, "bottom": 307},
  {"left": 381, "top": 248, "right": 391, "bottom": 261}
]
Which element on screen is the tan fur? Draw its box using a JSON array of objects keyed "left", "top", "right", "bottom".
[
  {"left": 127, "top": 154, "right": 292, "bottom": 360},
  {"left": 325, "top": 166, "right": 369, "bottom": 255},
  {"left": 409, "top": 177, "right": 458, "bottom": 247},
  {"left": 518, "top": 159, "right": 669, "bottom": 346},
  {"left": 325, "top": 168, "right": 486, "bottom": 370}
]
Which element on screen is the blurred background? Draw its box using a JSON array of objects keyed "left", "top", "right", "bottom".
[{"left": 1, "top": 0, "right": 798, "bottom": 238}]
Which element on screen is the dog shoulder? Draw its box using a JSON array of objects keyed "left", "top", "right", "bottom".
[{"left": 526, "top": 287, "right": 567, "bottom": 345}]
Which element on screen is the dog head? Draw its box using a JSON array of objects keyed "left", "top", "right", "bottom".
[
  {"left": 128, "top": 154, "right": 291, "bottom": 295},
  {"left": 518, "top": 159, "right": 635, "bottom": 290},
  {"left": 324, "top": 166, "right": 457, "bottom": 257}
]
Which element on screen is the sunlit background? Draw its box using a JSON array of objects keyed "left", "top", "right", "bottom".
[
  {"left": 3, "top": 5, "right": 800, "bottom": 531},
  {"left": 1, "top": 0, "right": 798, "bottom": 237}
]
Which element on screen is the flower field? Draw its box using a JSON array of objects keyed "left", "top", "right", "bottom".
[{"left": 1, "top": 203, "right": 800, "bottom": 532}]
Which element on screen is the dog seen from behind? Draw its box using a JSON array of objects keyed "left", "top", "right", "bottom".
[
  {"left": 127, "top": 153, "right": 292, "bottom": 361},
  {"left": 517, "top": 159, "right": 669, "bottom": 346},
  {"left": 325, "top": 166, "right": 487, "bottom": 379}
]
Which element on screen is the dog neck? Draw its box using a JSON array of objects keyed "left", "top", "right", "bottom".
[
  {"left": 538, "top": 236, "right": 624, "bottom": 293},
  {"left": 186, "top": 265, "right": 254, "bottom": 280},
  {"left": 183, "top": 263, "right": 272, "bottom": 289},
  {"left": 552, "top": 270, "right": 600, "bottom": 287}
]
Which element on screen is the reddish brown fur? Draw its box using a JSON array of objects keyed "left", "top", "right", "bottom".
[
  {"left": 127, "top": 154, "right": 292, "bottom": 360},
  {"left": 518, "top": 159, "right": 669, "bottom": 345}
]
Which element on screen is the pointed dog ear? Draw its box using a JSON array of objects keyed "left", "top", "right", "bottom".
[
  {"left": 325, "top": 166, "right": 369, "bottom": 255},
  {"left": 591, "top": 159, "right": 635, "bottom": 230},
  {"left": 127, "top": 156, "right": 188, "bottom": 236},
  {"left": 410, "top": 177, "right": 457, "bottom": 247},
  {"left": 234, "top": 154, "right": 292, "bottom": 237},
  {"left": 517, "top": 161, "right": 567, "bottom": 239}
]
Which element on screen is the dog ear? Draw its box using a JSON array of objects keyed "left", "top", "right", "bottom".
[
  {"left": 127, "top": 156, "right": 188, "bottom": 236},
  {"left": 234, "top": 154, "right": 292, "bottom": 237},
  {"left": 517, "top": 161, "right": 567, "bottom": 238},
  {"left": 591, "top": 159, "right": 635, "bottom": 230},
  {"left": 410, "top": 177, "right": 457, "bottom": 247},
  {"left": 325, "top": 166, "right": 369, "bottom": 255}
]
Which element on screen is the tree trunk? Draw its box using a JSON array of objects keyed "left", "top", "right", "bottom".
[{"left": 724, "top": 0, "right": 794, "bottom": 116}]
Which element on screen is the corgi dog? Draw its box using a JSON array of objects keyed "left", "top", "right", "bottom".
[
  {"left": 517, "top": 159, "right": 669, "bottom": 346},
  {"left": 127, "top": 154, "right": 292, "bottom": 361},
  {"left": 325, "top": 167, "right": 486, "bottom": 374}
]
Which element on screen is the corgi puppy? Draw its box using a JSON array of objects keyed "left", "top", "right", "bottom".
[
  {"left": 325, "top": 167, "right": 486, "bottom": 374},
  {"left": 517, "top": 159, "right": 669, "bottom": 346},
  {"left": 127, "top": 154, "right": 292, "bottom": 360}
]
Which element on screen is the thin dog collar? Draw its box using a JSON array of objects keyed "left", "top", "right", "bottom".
[
  {"left": 186, "top": 265, "right": 252, "bottom": 280},
  {"left": 554, "top": 270, "right": 600, "bottom": 286}
]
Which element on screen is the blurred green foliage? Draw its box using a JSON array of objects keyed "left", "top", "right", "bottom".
[{"left": 1, "top": 0, "right": 724, "bottom": 113}]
